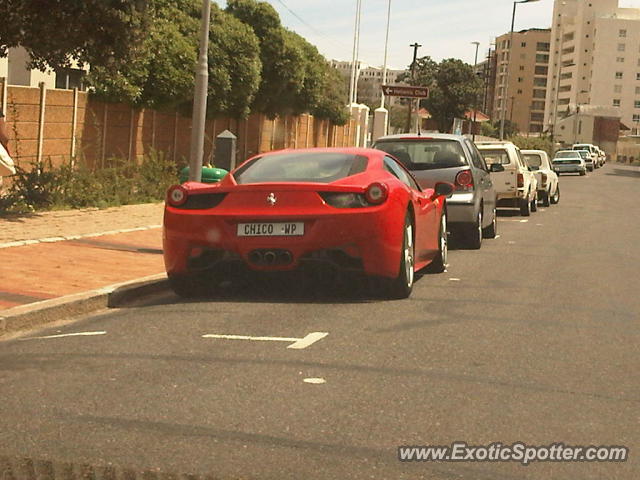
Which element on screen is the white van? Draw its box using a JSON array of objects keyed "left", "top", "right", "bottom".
[{"left": 572, "top": 144, "right": 600, "bottom": 169}]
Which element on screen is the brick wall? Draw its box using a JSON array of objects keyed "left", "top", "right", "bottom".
[{"left": 0, "top": 80, "right": 358, "bottom": 171}]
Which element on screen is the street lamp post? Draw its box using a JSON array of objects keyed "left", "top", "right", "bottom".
[
  {"left": 188, "top": 0, "right": 212, "bottom": 182},
  {"left": 471, "top": 41, "right": 480, "bottom": 139},
  {"left": 406, "top": 42, "right": 422, "bottom": 132},
  {"left": 349, "top": 0, "right": 363, "bottom": 105},
  {"left": 380, "top": 0, "right": 392, "bottom": 110},
  {"left": 499, "top": 0, "right": 540, "bottom": 140}
]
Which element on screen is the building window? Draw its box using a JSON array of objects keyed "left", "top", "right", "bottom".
[
  {"left": 634, "top": 114, "right": 640, "bottom": 122},
  {"left": 531, "top": 101, "right": 545, "bottom": 110},
  {"left": 616, "top": 72, "right": 624, "bottom": 79},
  {"left": 517, "top": 89, "right": 523, "bottom": 94},
  {"left": 535, "top": 54, "right": 549, "bottom": 63},
  {"left": 536, "top": 42, "right": 550, "bottom": 52},
  {"left": 617, "top": 57, "right": 625, "bottom": 63},
  {"left": 636, "top": 86, "right": 640, "bottom": 94},
  {"left": 635, "top": 101, "right": 640, "bottom": 108},
  {"left": 533, "top": 89, "right": 546, "bottom": 99},
  {"left": 520, "top": 65, "right": 525, "bottom": 71},
  {"left": 534, "top": 78, "right": 547, "bottom": 87},
  {"left": 521, "top": 42, "right": 527, "bottom": 47},
  {"left": 618, "top": 43, "right": 626, "bottom": 52},
  {"left": 518, "top": 77, "right": 523, "bottom": 83},
  {"left": 620, "top": 29, "right": 627, "bottom": 38},
  {"left": 613, "top": 99, "right": 621, "bottom": 107},
  {"left": 615, "top": 85, "right": 623, "bottom": 93},
  {"left": 535, "top": 66, "right": 548, "bottom": 75},
  {"left": 637, "top": 73, "right": 640, "bottom": 80}
]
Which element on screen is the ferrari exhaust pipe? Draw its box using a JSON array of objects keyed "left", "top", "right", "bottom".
[
  {"left": 249, "top": 250, "right": 263, "bottom": 265},
  {"left": 263, "top": 251, "right": 277, "bottom": 265},
  {"left": 280, "top": 251, "right": 293, "bottom": 264}
]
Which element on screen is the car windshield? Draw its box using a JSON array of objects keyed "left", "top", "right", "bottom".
[
  {"left": 573, "top": 145, "right": 591, "bottom": 152},
  {"left": 523, "top": 153, "right": 543, "bottom": 169},
  {"left": 478, "top": 149, "right": 510, "bottom": 165},
  {"left": 577, "top": 151, "right": 590, "bottom": 159},
  {"left": 374, "top": 139, "right": 467, "bottom": 170},
  {"left": 555, "top": 151, "right": 581, "bottom": 159},
  {"left": 233, "top": 152, "right": 368, "bottom": 184}
]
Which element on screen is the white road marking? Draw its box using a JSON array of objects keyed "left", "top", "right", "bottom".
[
  {"left": 495, "top": 235, "right": 501, "bottom": 239},
  {"left": 508, "top": 241, "right": 516, "bottom": 244},
  {"left": 202, "top": 332, "right": 328, "bottom": 350},
  {"left": 449, "top": 278, "right": 461, "bottom": 282},
  {"left": 22, "top": 331, "right": 107, "bottom": 340},
  {"left": 303, "top": 378, "right": 326, "bottom": 384},
  {"left": 536, "top": 224, "right": 544, "bottom": 226},
  {"left": 519, "top": 219, "right": 529, "bottom": 223}
]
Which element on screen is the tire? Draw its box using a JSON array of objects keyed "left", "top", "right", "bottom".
[
  {"left": 482, "top": 206, "right": 497, "bottom": 239},
  {"left": 588, "top": 166, "right": 594, "bottom": 172},
  {"left": 579, "top": 170, "right": 586, "bottom": 176},
  {"left": 530, "top": 194, "right": 538, "bottom": 213},
  {"left": 426, "top": 212, "right": 447, "bottom": 273},
  {"left": 386, "top": 214, "right": 415, "bottom": 299},
  {"left": 462, "top": 209, "right": 483, "bottom": 249},
  {"left": 168, "top": 272, "right": 209, "bottom": 298},
  {"left": 541, "top": 189, "right": 551, "bottom": 207},
  {"left": 550, "top": 185, "right": 560, "bottom": 204},
  {"left": 519, "top": 197, "right": 531, "bottom": 216}
]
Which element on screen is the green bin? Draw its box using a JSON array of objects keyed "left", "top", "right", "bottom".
[{"left": 179, "top": 166, "right": 228, "bottom": 184}]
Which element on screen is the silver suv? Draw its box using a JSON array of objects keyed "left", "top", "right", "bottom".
[{"left": 373, "top": 133, "right": 500, "bottom": 250}]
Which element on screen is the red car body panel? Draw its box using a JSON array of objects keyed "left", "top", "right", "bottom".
[{"left": 163, "top": 148, "right": 446, "bottom": 280}]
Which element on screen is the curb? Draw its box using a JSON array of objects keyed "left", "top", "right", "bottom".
[{"left": 0, "top": 273, "right": 168, "bottom": 338}]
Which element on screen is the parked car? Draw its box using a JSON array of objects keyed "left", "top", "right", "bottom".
[
  {"left": 163, "top": 148, "right": 454, "bottom": 299},
  {"left": 552, "top": 150, "right": 587, "bottom": 175},
  {"left": 372, "top": 133, "right": 499, "bottom": 250},
  {"left": 576, "top": 149, "right": 595, "bottom": 172},
  {"left": 572, "top": 143, "right": 600, "bottom": 168},
  {"left": 596, "top": 147, "right": 607, "bottom": 166},
  {"left": 476, "top": 141, "right": 538, "bottom": 216},
  {"left": 521, "top": 150, "right": 560, "bottom": 207}
]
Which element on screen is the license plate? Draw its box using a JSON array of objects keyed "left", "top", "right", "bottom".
[{"left": 237, "top": 222, "right": 304, "bottom": 237}]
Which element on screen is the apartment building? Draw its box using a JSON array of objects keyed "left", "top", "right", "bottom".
[
  {"left": 545, "top": 0, "right": 640, "bottom": 139},
  {"left": 492, "top": 28, "right": 551, "bottom": 134},
  {"left": 330, "top": 60, "right": 408, "bottom": 108}
]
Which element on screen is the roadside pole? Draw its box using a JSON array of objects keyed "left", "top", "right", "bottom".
[
  {"left": 188, "top": 0, "right": 211, "bottom": 182},
  {"left": 406, "top": 43, "right": 422, "bottom": 132}
]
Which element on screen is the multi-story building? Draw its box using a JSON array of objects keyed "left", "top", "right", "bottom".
[
  {"left": 545, "top": 0, "right": 640, "bottom": 141},
  {"left": 493, "top": 28, "right": 551, "bottom": 134},
  {"left": 476, "top": 48, "right": 498, "bottom": 119},
  {"left": 330, "top": 60, "right": 408, "bottom": 109}
]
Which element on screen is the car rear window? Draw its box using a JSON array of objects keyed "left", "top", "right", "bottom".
[
  {"left": 233, "top": 152, "right": 368, "bottom": 184},
  {"left": 374, "top": 139, "right": 467, "bottom": 170},
  {"left": 555, "top": 151, "right": 581, "bottom": 159},
  {"left": 523, "top": 153, "right": 543, "bottom": 169},
  {"left": 478, "top": 149, "right": 510, "bottom": 165}
]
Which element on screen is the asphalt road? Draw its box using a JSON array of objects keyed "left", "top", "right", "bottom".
[{"left": 1, "top": 164, "right": 639, "bottom": 480}]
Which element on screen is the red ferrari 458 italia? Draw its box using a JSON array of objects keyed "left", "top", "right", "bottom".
[{"left": 163, "top": 148, "right": 453, "bottom": 299}]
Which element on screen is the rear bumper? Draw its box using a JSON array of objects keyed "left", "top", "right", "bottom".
[
  {"left": 554, "top": 165, "right": 585, "bottom": 173},
  {"left": 446, "top": 192, "right": 478, "bottom": 224},
  {"left": 163, "top": 205, "right": 405, "bottom": 279}
]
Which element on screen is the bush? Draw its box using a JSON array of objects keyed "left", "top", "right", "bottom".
[
  {"left": 0, "top": 150, "right": 181, "bottom": 215},
  {"left": 509, "top": 135, "right": 555, "bottom": 158}
]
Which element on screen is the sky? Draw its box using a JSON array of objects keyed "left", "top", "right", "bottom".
[{"left": 217, "top": 0, "right": 640, "bottom": 70}]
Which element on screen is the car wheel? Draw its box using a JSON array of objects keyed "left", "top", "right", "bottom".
[
  {"left": 541, "top": 189, "right": 551, "bottom": 207},
  {"left": 580, "top": 170, "right": 586, "bottom": 176},
  {"left": 531, "top": 194, "right": 538, "bottom": 213},
  {"left": 519, "top": 197, "right": 531, "bottom": 216},
  {"left": 482, "top": 206, "right": 497, "bottom": 239},
  {"left": 462, "top": 209, "right": 483, "bottom": 249},
  {"left": 426, "top": 212, "right": 447, "bottom": 273},
  {"left": 168, "top": 272, "right": 209, "bottom": 298},
  {"left": 387, "top": 214, "right": 415, "bottom": 299},
  {"left": 551, "top": 185, "right": 560, "bottom": 204}
]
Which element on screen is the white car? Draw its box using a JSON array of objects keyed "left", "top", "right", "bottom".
[
  {"left": 521, "top": 150, "right": 560, "bottom": 207},
  {"left": 552, "top": 150, "right": 587, "bottom": 176},
  {"left": 572, "top": 143, "right": 599, "bottom": 169},
  {"left": 476, "top": 142, "right": 538, "bottom": 216}
]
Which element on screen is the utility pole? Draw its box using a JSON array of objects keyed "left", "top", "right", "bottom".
[
  {"left": 349, "top": 0, "right": 363, "bottom": 105},
  {"left": 471, "top": 41, "right": 480, "bottom": 139},
  {"left": 188, "top": 0, "right": 211, "bottom": 182},
  {"left": 406, "top": 42, "right": 422, "bottom": 132}
]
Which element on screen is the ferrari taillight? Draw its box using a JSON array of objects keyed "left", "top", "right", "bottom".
[
  {"left": 365, "top": 182, "right": 388, "bottom": 205},
  {"left": 517, "top": 173, "right": 524, "bottom": 188},
  {"left": 454, "top": 170, "right": 474, "bottom": 190},
  {"left": 167, "top": 185, "right": 188, "bottom": 207}
]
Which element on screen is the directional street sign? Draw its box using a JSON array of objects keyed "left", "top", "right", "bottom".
[{"left": 381, "top": 85, "right": 429, "bottom": 98}]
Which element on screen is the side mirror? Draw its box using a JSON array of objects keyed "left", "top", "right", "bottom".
[
  {"left": 433, "top": 182, "right": 454, "bottom": 199},
  {"left": 489, "top": 163, "right": 505, "bottom": 173}
]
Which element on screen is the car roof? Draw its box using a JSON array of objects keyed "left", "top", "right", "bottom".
[
  {"left": 374, "top": 133, "right": 466, "bottom": 142},
  {"left": 521, "top": 149, "right": 547, "bottom": 154}
]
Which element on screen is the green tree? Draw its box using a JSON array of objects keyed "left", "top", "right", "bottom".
[
  {"left": 510, "top": 135, "right": 554, "bottom": 158},
  {"left": 0, "top": 0, "right": 148, "bottom": 71}
]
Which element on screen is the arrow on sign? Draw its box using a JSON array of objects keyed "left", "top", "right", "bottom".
[
  {"left": 202, "top": 332, "right": 328, "bottom": 349},
  {"left": 381, "top": 85, "right": 429, "bottom": 98}
]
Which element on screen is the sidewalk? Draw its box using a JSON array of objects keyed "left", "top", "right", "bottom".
[{"left": 0, "top": 203, "right": 166, "bottom": 311}]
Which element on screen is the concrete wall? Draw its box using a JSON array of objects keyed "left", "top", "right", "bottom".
[{"left": 0, "top": 79, "right": 359, "bottom": 171}]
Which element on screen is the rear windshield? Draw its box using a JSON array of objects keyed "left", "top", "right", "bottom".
[
  {"left": 577, "top": 151, "right": 590, "bottom": 159},
  {"left": 573, "top": 145, "right": 592, "bottom": 152},
  {"left": 374, "top": 139, "right": 467, "bottom": 170},
  {"left": 233, "top": 152, "right": 368, "bottom": 184},
  {"left": 523, "top": 153, "right": 543, "bottom": 169},
  {"left": 555, "top": 151, "right": 581, "bottom": 159},
  {"left": 478, "top": 149, "right": 510, "bottom": 165}
]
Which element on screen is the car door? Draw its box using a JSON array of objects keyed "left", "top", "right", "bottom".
[
  {"left": 465, "top": 139, "right": 496, "bottom": 221},
  {"left": 384, "top": 156, "right": 437, "bottom": 260}
]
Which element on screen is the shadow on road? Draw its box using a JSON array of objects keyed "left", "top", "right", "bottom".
[{"left": 605, "top": 168, "right": 640, "bottom": 178}]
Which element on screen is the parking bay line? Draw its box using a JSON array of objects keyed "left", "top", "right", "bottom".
[{"left": 202, "top": 332, "right": 328, "bottom": 349}]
